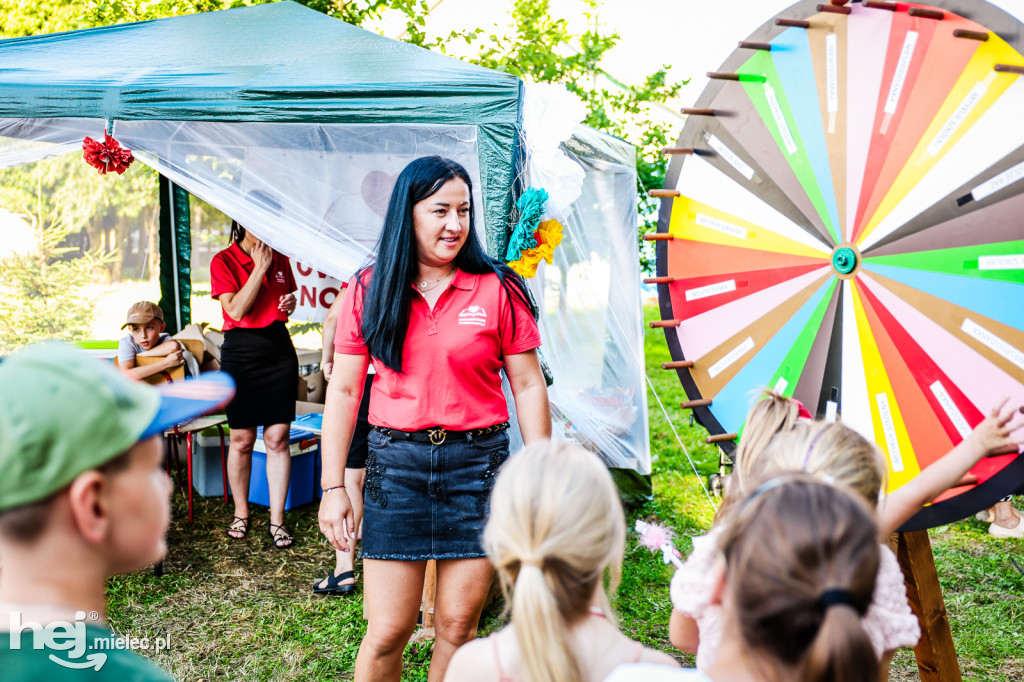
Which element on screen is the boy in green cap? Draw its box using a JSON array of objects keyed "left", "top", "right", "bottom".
[{"left": 0, "top": 342, "right": 234, "bottom": 680}]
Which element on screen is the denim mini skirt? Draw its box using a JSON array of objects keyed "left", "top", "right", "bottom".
[{"left": 360, "top": 426, "right": 510, "bottom": 560}]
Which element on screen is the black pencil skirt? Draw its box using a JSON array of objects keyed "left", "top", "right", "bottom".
[{"left": 220, "top": 321, "right": 298, "bottom": 429}]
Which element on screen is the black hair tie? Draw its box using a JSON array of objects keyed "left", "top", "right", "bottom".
[{"left": 818, "top": 589, "right": 856, "bottom": 610}]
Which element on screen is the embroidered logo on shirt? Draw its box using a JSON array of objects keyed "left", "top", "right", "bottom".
[
  {"left": 458, "top": 305, "right": 487, "bottom": 326},
  {"left": 275, "top": 270, "right": 286, "bottom": 284}
]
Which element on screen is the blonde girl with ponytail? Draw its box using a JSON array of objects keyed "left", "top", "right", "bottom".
[
  {"left": 444, "top": 439, "right": 679, "bottom": 681},
  {"left": 608, "top": 475, "right": 883, "bottom": 682}
]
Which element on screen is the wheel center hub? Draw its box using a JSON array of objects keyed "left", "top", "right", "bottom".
[{"left": 832, "top": 246, "right": 858, "bottom": 275}]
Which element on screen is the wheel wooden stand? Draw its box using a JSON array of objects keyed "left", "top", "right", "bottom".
[
  {"left": 890, "top": 531, "right": 962, "bottom": 682},
  {"left": 409, "top": 560, "right": 503, "bottom": 644}
]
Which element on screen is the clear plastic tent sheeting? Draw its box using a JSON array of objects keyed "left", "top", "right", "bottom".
[
  {"left": 531, "top": 126, "right": 651, "bottom": 474},
  {"left": 0, "top": 117, "right": 484, "bottom": 283}
]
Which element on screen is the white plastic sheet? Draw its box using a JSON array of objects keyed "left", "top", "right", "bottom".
[
  {"left": 0, "top": 116, "right": 649, "bottom": 474},
  {"left": 114, "top": 120, "right": 484, "bottom": 283},
  {"left": 530, "top": 126, "right": 650, "bottom": 473}
]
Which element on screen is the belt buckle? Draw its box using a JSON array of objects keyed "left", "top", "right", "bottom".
[{"left": 429, "top": 427, "right": 447, "bottom": 445}]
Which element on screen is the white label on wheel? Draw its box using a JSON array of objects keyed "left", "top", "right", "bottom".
[
  {"left": 826, "top": 33, "right": 839, "bottom": 113},
  {"left": 972, "top": 161, "right": 1024, "bottom": 202},
  {"left": 707, "top": 134, "right": 755, "bottom": 180},
  {"left": 929, "top": 381, "right": 973, "bottom": 439},
  {"left": 685, "top": 279, "right": 737, "bottom": 301},
  {"left": 927, "top": 79, "right": 990, "bottom": 157},
  {"left": 709, "top": 337, "right": 755, "bottom": 378},
  {"left": 695, "top": 213, "right": 748, "bottom": 240},
  {"left": 764, "top": 84, "right": 798, "bottom": 155},
  {"left": 773, "top": 376, "right": 789, "bottom": 395},
  {"left": 961, "top": 318, "right": 1024, "bottom": 370},
  {"left": 884, "top": 31, "right": 918, "bottom": 115},
  {"left": 825, "top": 400, "right": 838, "bottom": 424},
  {"left": 979, "top": 254, "right": 1024, "bottom": 270},
  {"left": 875, "top": 393, "right": 904, "bottom": 472}
]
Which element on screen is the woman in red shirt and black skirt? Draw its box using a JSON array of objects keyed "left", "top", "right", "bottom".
[
  {"left": 318, "top": 157, "right": 551, "bottom": 681},
  {"left": 211, "top": 192, "right": 299, "bottom": 550}
]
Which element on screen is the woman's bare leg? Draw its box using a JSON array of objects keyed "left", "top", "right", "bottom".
[
  {"left": 355, "top": 559, "right": 426, "bottom": 682},
  {"left": 429, "top": 558, "right": 494, "bottom": 682}
]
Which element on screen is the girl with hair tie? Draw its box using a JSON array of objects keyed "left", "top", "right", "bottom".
[
  {"left": 609, "top": 475, "right": 883, "bottom": 682},
  {"left": 318, "top": 156, "right": 551, "bottom": 681},
  {"left": 445, "top": 439, "right": 678, "bottom": 681},
  {"left": 669, "top": 392, "right": 1022, "bottom": 677}
]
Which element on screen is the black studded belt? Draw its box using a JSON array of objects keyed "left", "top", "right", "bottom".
[{"left": 371, "top": 421, "right": 510, "bottom": 445}]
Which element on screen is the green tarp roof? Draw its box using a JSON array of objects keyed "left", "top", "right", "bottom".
[
  {"left": 0, "top": 1, "right": 521, "bottom": 125},
  {"left": 0, "top": 1, "right": 522, "bottom": 247}
]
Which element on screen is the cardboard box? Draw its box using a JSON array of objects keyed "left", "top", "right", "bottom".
[
  {"left": 296, "top": 401, "right": 325, "bottom": 415},
  {"left": 125, "top": 355, "right": 185, "bottom": 385},
  {"left": 248, "top": 425, "right": 318, "bottom": 511},
  {"left": 171, "top": 324, "right": 208, "bottom": 363},
  {"left": 204, "top": 328, "right": 224, "bottom": 362},
  {"left": 303, "top": 370, "right": 326, "bottom": 403}
]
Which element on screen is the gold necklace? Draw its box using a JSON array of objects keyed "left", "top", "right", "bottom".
[{"left": 417, "top": 268, "right": 455, "bottom": 293}]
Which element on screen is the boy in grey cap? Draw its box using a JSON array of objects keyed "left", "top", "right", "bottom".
[{"left": 0, "top": 342, "right": 233, "bottom": 680}]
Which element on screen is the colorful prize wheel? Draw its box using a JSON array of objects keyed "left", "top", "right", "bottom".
[{"left": 654, "top": 0, "right": 1024, "bottom": 530}]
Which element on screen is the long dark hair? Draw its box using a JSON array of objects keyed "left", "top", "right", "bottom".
[{"left": 358, "top": 156, "right": 532, "bottom": 372}]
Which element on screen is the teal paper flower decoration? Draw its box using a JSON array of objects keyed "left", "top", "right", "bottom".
[{"left": 505, "top": 187, "right": 548, "bottom": 262}]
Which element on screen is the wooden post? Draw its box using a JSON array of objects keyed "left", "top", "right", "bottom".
[
  {"left": 891, "top": 530, "right": 962, "bottom": 681},
  {"left": 410, "top": 559, "right": 438, "bottom": 641}
]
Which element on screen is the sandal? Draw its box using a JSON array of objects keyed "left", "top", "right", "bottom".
[
  {"left": 268, "top": 523, "right": 294, "bottom": 550},
  {"left": 311, "top": 570, "right": 357, "bottom": 596},
  {"left": 226, "top": 516, "right": 249, "bottom": 540}
]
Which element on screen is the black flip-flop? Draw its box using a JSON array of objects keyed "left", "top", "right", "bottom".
[{"left": 312, "top": 570, "right": 357, "bottom": 596}]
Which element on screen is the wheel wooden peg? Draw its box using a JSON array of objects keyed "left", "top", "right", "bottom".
[
  {"left": 648, "top": 189, "right": 681, "bottom": 198},
  {"left": 649, "top": 319, "right": 681, "bottom": 328},
  {"left": 738, "top": 41, "right": 772, "bottom": 51},
  {"left": 863, "top": 0, "right": 897, "bottom": 9},
  {"left": 661, "top": 147, "right": 695, "bottom": 155},
  {"left": 775, "top": 18, "right": 811, "bottom": 28},
  {"left": 642, "top": 233, "right": 675, "bottom": 241},
  {"left": 818, "top": 3, "right": 852, "bottom": 14},
  {"left": 953, "top": 29, "right": 988, "bottom": 41},
  {"left": 643, "top": 276, "right": 675, "bottom": 284},
  {"left": 662, "top": 360, "right": 694, "bottom": 370},
  {"left": 681, "top": 398, "right": 712, "bottom": 409},
  {"left": 681, "top": 108, "right": 716, "bottom": 116},
  {"left": 994, "top": 64, "right": 1024, "bottom": 75},
  {"left": 908, "top": 7, "right": 943, "bottom": 19},
  {"left": 706, "top": 433, "right": 738, "bottom": 444}
]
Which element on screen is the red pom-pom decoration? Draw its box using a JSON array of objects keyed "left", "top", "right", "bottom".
[{"left": 82, "top": 133, "right": 134, "bottom": 175}]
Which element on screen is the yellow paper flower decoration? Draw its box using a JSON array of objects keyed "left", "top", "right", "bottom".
[{"left": 508, "top": 219, "right": 564, "bottom": 278}]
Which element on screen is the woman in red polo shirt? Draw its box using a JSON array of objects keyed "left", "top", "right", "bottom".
[
  {"left": 211, "top": 192, "right": 299, "bottom": 550},
  {"left": 319, "top": 156, "right": 551, "bottom": 681}
]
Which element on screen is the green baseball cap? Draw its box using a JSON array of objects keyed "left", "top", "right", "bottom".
[{"left": 0, "top": 342, "right": 235, "bottom": 512}]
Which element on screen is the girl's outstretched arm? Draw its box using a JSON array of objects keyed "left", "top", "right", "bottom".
[{"left": 878, "top": 398, "right": 1024, "bottom": 536}]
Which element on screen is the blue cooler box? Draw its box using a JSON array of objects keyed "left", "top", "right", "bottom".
[{"left": 248, "top": 425, "right": 319, "bottom": 510}]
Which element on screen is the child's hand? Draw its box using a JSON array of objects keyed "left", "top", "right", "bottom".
[
  {"left": 163, "top": 349, "right": 184, "bottom": 369},
  {"left": 969, "top": 397, "right": 1024, "bottom": 456}
]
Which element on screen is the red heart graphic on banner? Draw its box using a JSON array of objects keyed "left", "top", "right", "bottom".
[{"left": 361, "top": 171, "right": 398, "bottom": 218}]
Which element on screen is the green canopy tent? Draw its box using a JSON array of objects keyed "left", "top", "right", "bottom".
[
  {"left": 0, "top": 1, "right": 521, "bottom": 329},
  {"left": 0, "top": 3, "right": 654, "bottom": 478}
]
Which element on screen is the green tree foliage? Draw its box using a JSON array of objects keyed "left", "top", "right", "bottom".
[
  {"left": 436, "top": 0, "right": 685, "bottom": 271},
  {"left": 0, "top": 166, "right": 114, "bottom": 352}
]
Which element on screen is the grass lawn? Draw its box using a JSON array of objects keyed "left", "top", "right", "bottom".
[{"left": 107, "top": 304, "right": 1024, "bottom": 680}]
